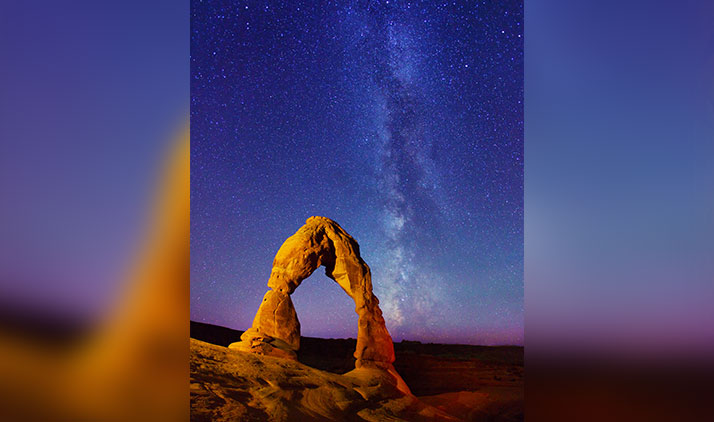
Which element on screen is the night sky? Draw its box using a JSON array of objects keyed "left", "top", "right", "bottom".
[{"left": 191, "top": 0, "right": 523, "bottom": 346}]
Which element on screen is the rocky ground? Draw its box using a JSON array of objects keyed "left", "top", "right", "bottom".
[{"left": 191, "top": 321, "right": 523, "bottom": 421}]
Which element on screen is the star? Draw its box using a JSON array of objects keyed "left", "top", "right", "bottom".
[{"left": 191, "top": 0, "right": 523, "bottom": 346}]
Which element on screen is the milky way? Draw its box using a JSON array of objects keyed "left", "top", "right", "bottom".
[
  {"left": 191, "top": 0, "right": 523, "bottom": 345},
  {"left": 353, "top": 17, "right": 446, "bottom": 332}
]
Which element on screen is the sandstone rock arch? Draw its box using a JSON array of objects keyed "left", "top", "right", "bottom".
[{"left": 229, "top": 216, "right": 396, "bottom": 370}]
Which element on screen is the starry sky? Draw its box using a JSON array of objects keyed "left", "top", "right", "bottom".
[{"left": 191, "top": 0, "right": 523, "bottom": 346}]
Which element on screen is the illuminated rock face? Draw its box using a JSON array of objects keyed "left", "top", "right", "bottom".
[{"left": 230, "top": 216, "right": 396, "bottom": 369}]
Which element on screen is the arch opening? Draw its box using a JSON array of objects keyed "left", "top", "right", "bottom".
[
  {"left": 291, "top": 271, "right": 358, "bottom": 373},
  {"left": 290, "top": 271, "right": 358, "bottom": 341}
]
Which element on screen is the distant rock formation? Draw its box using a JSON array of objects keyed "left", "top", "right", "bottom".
[{"left": 230, "top": 216, "right": 400, "bottom": 376}]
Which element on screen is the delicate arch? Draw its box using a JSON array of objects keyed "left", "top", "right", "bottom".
[{"left": 230, "top": 216, "right": 395, "bottom": 369}]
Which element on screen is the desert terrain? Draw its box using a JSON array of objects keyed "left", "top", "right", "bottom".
[{"left": 191, "top": 321, "right": 523, "bottom": 421}]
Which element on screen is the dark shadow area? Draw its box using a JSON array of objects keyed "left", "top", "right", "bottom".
[
  {"left": 0, "top": 303, "right": 93, "bottom": 348},
  {"left": 527, "top": 356, "right": 714, "bottom": 422},
  {"left": 190, "top": 320, "right": 243, "bottom": 347}
]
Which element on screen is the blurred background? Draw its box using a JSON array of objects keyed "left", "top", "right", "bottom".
[
  {"left": 527, "top": 0, "right": 714, "bottom": 360},
  {"left": 527, "top": 0, "right": 714, "bottom": 420},
  {"left": 0, "top": 1, "right": 188, "bottom": 421},
  {"left": 0, "top": 0, "right": 712, "bottom": 421},
  {"left": 0, "top": 0, "right": 186, "bottom": 332}
]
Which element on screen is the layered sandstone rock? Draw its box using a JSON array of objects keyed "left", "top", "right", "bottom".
[
  {"left": 194, "top": 339, "right": 457, "bottom": 421},
  {"left": 229, "top": 289, "right": 301, "bottom": 360},
  {"left": 229, "top": 216, "right": 399, "bottom": 375}
]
